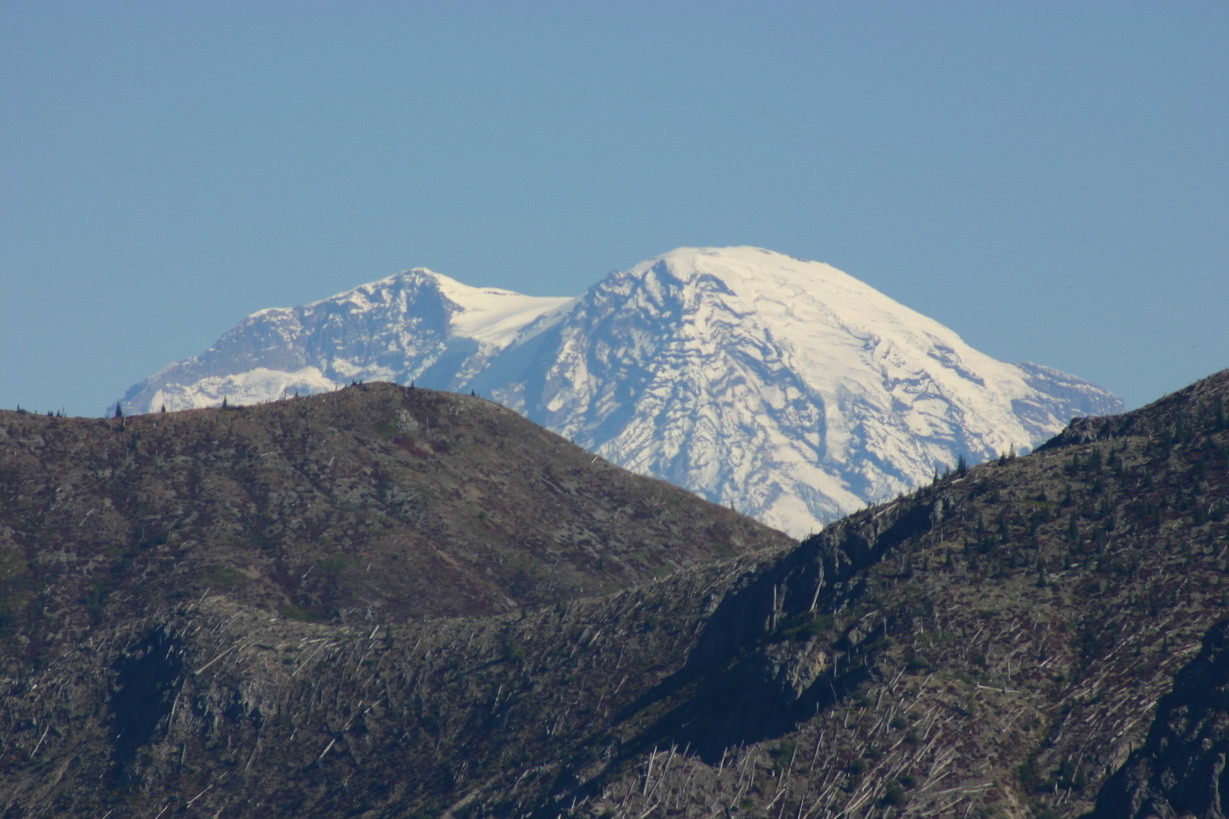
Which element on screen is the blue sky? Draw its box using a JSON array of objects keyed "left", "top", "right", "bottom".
[{"left": 2, "top": 1, "right": 1226, "bottom": 416}]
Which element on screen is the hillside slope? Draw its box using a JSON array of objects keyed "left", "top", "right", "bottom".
[
  {"left": 0, "top": 382, "right": 789, "bottom": 664},
  {"left": 3, "top": 372, "right": 1222, "bottom": 816}
]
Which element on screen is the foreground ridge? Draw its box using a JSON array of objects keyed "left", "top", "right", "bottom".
[{"left": 3, "top": 370, "right": 1224, "bottom": 815}]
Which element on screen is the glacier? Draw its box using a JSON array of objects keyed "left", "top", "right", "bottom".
[{"left": 117, "top": 246, "right": 1123, "bottom": 536}]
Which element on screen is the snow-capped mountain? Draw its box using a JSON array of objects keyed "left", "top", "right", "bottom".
[
  {"left": 119, "top": 247, "right": 1122, "bottom": 536},
  {"left": 119, "top": 269, "right": 573, "bottom": 412}
]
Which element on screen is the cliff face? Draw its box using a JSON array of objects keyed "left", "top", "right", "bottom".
[{"left": 1, "top": 372, "right": 1225, "bottom": 816}]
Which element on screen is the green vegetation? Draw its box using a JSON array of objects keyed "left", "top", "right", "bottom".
[
  {"left": 314, "top": 555, "right": 353, "bottom": 575},
  {"left": 882, "top": 781, "right": 907, "bottom": 806},
  {"left": 278, "top": 602, "right": 325, "bottom": 622},
  {"left": 82, "top": 581, "right": 110, "bottom": 622},
  {"left": 375, "top": 418, "right": 402, "bottom": 438},
  {"left": 204, "top": 564, "right": 243, "bottom": 589},
  {"left": 771, "top": 739, "right": 798, "bottom": 774},
  {"left": 501, "top": 633, "right": 525, "bottom": 663}
]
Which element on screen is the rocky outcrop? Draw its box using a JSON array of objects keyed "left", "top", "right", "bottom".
[{"left": 1088, "top": 619, "right": 1229, "bottom": 819}]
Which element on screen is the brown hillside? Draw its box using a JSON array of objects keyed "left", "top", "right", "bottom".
[
  {"left": 0, "top": 382, "right": 790, "bottom": 669},
  {"left": 1, "top": 371, "right": 1226, "bottom": 816}
]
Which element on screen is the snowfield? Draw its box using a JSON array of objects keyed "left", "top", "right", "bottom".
[{"left": 118, "top": 247, "right": 1122, "bottom": 536}]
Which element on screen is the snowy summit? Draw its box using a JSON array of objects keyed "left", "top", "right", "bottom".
[{"left": 118, "top": 247, "right": 1122, "bottom": 536}]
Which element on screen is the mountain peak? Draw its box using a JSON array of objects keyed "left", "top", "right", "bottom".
[
  {"left": 631, "top": 246, "right": 925, "bottom": 332},
  {"left": 117, "top": 248, "right": 1122, "bottom": 535},
  {"left": 116, "top": 268, "right": 571, "bottom": 414},
  {"left": 653, "top": 244, "right": 809, "bottom": 264},
  {"left": 478, "top": 249, "right": 1121, "bottom": 534},
  {"left": 384, "top": 266, "right": 546, "bottom": 305},
  {"left": 306, "top": 267, "right": 572, "bottom": 347}
]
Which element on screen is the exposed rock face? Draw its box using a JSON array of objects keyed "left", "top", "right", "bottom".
[
  {"left": 1087, "top": 619, "right": 1229, "bottom": 819},
  {"left": 118, "top": 246, "right": 1122, "bottom": 536}
]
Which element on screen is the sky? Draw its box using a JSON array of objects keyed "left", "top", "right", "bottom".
[{"left": 2, "top": 1, "right": 1226, "bottom": 417}]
